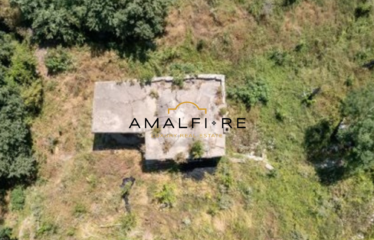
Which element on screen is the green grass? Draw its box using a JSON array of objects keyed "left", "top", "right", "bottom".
[{"left": 4, "top": 0, "right": 374, "bottom": 239}]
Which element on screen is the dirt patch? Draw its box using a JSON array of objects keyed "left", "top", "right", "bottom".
[
  {"left": 159, "top": 0, "right": 250, "bottom": 50},
  {"left": 283, "top": 1, "right": 336, "bottom": 33}
]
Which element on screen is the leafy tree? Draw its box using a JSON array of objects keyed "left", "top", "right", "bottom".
[
  {"left": 338, "top": 85, "right": 374, "bottom": 174},
  {"left": 0, "top": 31, "right": 14, "bottom": 85},
  {"left": 0, "top": 31, "right": 14, "bottom": 67},
  {"left": 6, "top": 44, "right": 38, "bottom": 86},
  {"left": 0, "top": 85, "right": 35, "bottom": 179},
  {"left": 11, "top": 0, "right": 170, "bottom": 45}
]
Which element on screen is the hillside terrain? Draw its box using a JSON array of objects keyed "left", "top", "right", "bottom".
[{"left": 1, "top": 0, "right": 374, "bottom": 239}]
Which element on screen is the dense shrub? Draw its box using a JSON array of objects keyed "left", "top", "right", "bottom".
[
  {"left": 0, "top": 31, "right": 14, "bottom": 67},
  {"left": 11, "top": 0, "right": 171, "bottom": 45},
  {"left": 10, "top": 186, "right": 25, "bottom": 210},
  {"left": 45, "top": 47, "right": 72, "bottom": 75},
  {"left": 20, "top": 79, "right": 43, "bottom": 114},
  {"left": 0, "top": 227, "right": 14, "bottom": 240},
  {"left": 355, "top": 1, "right": 372, "bottom": 18},
  {"left": 0, "top": 85, "right": 35, "bottom": 179},
  {"left": 228, "top": 76, "right": 269, "bottom": 108},
  {"left": 6, "top": 44, "right": 38, "bottom": 86},
  {"left": 6, "top": 44, "right": 43, "bottom": 114},
  {"left": 338, "top": 85, "right": 374, "bottom": 174}
]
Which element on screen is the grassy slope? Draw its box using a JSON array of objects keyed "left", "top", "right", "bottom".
[{"left": 4, "top": 0, "right": 374, "bottom": 239}]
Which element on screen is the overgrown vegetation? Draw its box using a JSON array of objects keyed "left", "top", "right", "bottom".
[
  {"left": 0, "top": 86, "right": 35, "bottom": 180},
  {"left": 11, "top": 0, "right": 171, "bottom": 48},
  {"left": 0, "top": 22, "right": 39, "bottom": 235},
  {"left": 339, "top": 84, "right": 374, "bottom": 174},
  {"left": 0, "top": 226, "right": 14, "bottom": 240},
  {"left": 6, "top": 43, "right": 43, "bottom": 115},
  {"left": 45, "top": 47, "right": 72, "bottom": 75},
  {"left": 154, "top": 184, "right": 176, "bottom": 208},
  {"left": 0, "top": 32, "right": 38, "bottom": 182},
  {"left": 10, "top": 186, "right": 25, "bottom": 211},
  {"left": 190, "top": 140, "right": 204, "bottom": 159},
  {"left": 2, "top": 0, "right": 374, "bottom": 239},
  {"left": 228, "top": 75, "right": 269, "bottom": 109}
]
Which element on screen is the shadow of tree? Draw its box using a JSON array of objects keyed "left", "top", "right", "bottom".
[
  {"left": 87, "top": 38, "right": 156, "bottom": 62},
  {"left": 304, "top": 119, "right": 347, "bottom": 185}
]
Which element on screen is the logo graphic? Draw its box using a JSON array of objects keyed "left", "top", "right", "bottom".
[{"left": 168, "top": 101, "right": 207, "bottom": 114}]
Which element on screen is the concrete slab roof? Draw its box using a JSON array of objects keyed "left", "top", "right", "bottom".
[{"left": 92, "top": 75, "right": 227, "bottom": 160}]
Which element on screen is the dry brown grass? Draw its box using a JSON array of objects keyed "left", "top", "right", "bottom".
[
  {"left": 4, "top": 0, "right": 361, "bottom": 239},
  {"left": 158, "top": 0, "right": 252, "bottom": 61},
  {"left": 4, "top": 45, "right": 230, "bottom": 239}
]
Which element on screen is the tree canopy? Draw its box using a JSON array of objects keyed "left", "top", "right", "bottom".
[
  {"left": 339, "top": 85, "right": 374, "bottom": 174},
  {"left": 11, "top": 0, "right": 170, "bottom": 45},
  {"left": 0, "top": 85, "right": 35, "bottom": 179},
  {"left": 0, "top": 31, "right": 37, "bottom": 182}
]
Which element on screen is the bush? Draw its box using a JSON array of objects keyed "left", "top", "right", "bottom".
[
  {"left": 11, "top": 0, "right": 171, "bottom": 45},
  {"left": 270, "top": 50, "right": 289, "bottom": 66},
  {"left": 355, "top": 1, "right": 372, "bottom": 18},
  {"left": 6, "top": 44, "right": 38, "bottom": 86},
  {"left": 0, "top": 227, "right": 14, "bottom": 240},
  {"left": 10, "top": 186, "right": 25, "bottom": 210},
  {"left": 0, "top": 31, "right": 14, "bottom": 67},
  {"left": 154, "top": 184, "right": 176, "bottom": 208},
  {"left": 217, "top": 159, "right": 234, "bottom": 191},
  {"left": 0, "top": 86, "right": 35, "bottom": 179},
  {"left": 172, "top": 76, "right": 184, "bottom": 88},
  {"left": 338, "top": 85, "right": 374, "bottom": 174},
  {"left": 21, "top": 79, "right": 43, "bottom": 115},
  {"left": 45, "top": 47, "right": 72, "bottom": 75},
  {"left": 190, "top": 140, "right": 204, "bottom": 159},
  {"left": 228, "top": 76, "right": 269, "bottom": 109},
  {"left": 36, "top": 222, "right": 58, "bottom": 237},
  {"left": 169, "top": 62, "right": 199, "bottom": 89},
  {"left": 6, "top": 43, "right": 43, "bottom": 115},
  {"left": 139, "top": 70, "right": 153, "bottom": 86},
  {"left": 0, "top": 226, "right": 13, "bottom": 240}
]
